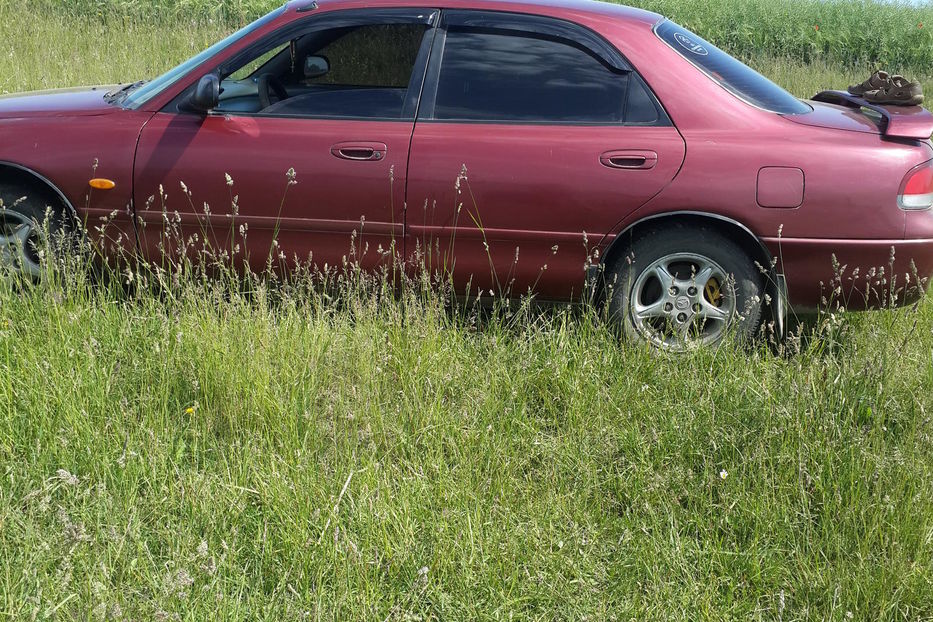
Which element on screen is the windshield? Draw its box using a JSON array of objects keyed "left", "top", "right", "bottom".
[
  {"left": 122, "top": 7, "right": 285, "bottom": 109},
  {"left": 655, "top": 20, "right": 811, "bottom": 115}
]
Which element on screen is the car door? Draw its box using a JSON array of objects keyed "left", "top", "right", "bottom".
[
  {"left": 133, "top": 9, "right": 437, "bottom": 274},
  {"left": 406, "top": 10, "right": 686, "bottom": 300}
]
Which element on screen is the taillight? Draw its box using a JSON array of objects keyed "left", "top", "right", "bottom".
[{"left": 898, "top": 159, "right": 933, "bottom": 210}]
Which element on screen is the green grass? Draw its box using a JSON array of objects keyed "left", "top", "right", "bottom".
[
  {"left": 4, "top": 0, "right": 933, "bottom": 619},
  {"left": 0, "top": 2, "right": 228, "bottom": 94},
  {"left": 634, "top": 0, "right": 933, "bottom": 72},
  {"left": 3, "top": 257, "right": 933, "bottom": 620},
  {"left": 14, "top": 0, "right": 933, "bottom": 73},
  {"left": 3, "top": 1, "right": 932, "bottom": 99}
]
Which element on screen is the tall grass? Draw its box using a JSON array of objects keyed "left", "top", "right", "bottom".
[
  {"left": 5, "top": 0, "right": 933, "bottom": 96},
  {"left": 635, "top": 0, "right": 933, "bottom": 71},
  {"left": 3, "top": 210, "right": 933, "bottom": 619},
  {"left": 0, "top": 2, "right": 228, "bottom": 94},
  {"left": 18, "top": 0, "right": 933, "bottom": 73}
]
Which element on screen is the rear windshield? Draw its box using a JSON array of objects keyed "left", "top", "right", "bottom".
[{"left": 655, "top": 20, "right": 811, "bottom": 115}]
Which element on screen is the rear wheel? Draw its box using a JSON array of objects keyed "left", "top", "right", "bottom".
[
  {"left": 0, "top": 186, "right": 65, "bottom": 280},
  {"left": 608, "top": 225, "right": 764, "bottom": 350}
]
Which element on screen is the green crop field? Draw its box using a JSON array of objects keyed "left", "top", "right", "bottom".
[{"left": 4, "top": 0, "right": 933, "bottom": 620}]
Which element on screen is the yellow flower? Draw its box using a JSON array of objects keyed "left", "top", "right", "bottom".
[{"left": 185, "top": 406, "right": 195, "bottom": 415}]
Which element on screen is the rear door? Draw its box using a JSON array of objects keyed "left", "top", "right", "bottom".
[
  {"left": 133, "top": 9, "right": 436, "bottom": 274},
  {"left": 406, "top": 10, "right": 686, "bottom": 299}
]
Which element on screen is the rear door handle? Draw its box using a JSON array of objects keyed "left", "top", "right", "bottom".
[
  {"left": 600, "top": 150, "right": 658, "bottom": 170},
  {"left": 330, "top": 142, "right": 387, "bottom": 161}
]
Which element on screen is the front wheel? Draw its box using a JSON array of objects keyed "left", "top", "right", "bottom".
[
  {"left": 608, "top": 225, "right": 764, "bottom": 351},
  {"left": 0, "top": 185, "right": 66, "bottom": 280}
]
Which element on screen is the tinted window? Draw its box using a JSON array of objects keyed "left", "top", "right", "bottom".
[
  {"left": 311, "top": 24, "right": 426, "bottom": 88},
  {"left": 627, "top": 75, "right": 660, "bottom": 124},
  {"left": 434, "top": 29, "right": 632, "bottom": 123},
  {"left": 655, "top": 20, "right": 810, "bottom": 115},
  {"left": 217, "top": 23, "right": 427, "bottom": 119}
]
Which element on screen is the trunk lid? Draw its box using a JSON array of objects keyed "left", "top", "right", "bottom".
[{"left": 784, "top": 90, "right": 933, "bottom": 140}]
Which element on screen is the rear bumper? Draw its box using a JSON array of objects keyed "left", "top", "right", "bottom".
[{"left": 762, "top": 236, "right": 933, "bottom": 311}]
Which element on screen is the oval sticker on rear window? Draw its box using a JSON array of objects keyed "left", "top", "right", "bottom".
[{"left": 674, "top": 32, "right": 708, "bottom": 56}]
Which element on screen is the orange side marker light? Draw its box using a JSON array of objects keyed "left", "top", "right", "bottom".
[{"left": 89, "top": 178, "right": 116, "bottom": 190}]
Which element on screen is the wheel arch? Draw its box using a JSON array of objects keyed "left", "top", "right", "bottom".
[
  {"left": 603, "top": 211, "right": 772, "bottom": 272},
  {"left": 0, "top": 161, "right": 80, "bottom": 228},
  {"left": 593, "top": 210, "right": 787, "bottom": 336}
]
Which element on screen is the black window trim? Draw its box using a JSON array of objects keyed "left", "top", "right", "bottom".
[
  {"left": 163, "top": 7, "right": 440, "bottom": 122},
  {"left": 418, "top": 9, "right": 671, "bottom": 127}
]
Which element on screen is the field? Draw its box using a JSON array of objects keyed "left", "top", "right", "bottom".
[{"left": 3, "top": 0, "right": 933, "bottom": 619}]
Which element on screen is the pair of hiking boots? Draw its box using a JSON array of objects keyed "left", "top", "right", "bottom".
[{"left": 848, "top": 71, "right": 924, "bottom": 106}]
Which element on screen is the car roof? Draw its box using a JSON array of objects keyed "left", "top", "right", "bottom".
[{"left": 285, "top": 0, "right": 662, "bottom": 27}]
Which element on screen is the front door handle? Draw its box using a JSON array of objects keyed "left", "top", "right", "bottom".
[
  {"left": 331, "top": 142, "right": 387, "bottom": 162},
  {"left": 600, "top": 150, "right": 658, "bottom": 170}
]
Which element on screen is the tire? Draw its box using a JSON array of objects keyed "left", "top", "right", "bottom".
[
  {"left": 0, "top": 184, "right": 66, "bottom": 280},
  {"left": 607, "top": 224, "right": 764, "bottom": 351}
]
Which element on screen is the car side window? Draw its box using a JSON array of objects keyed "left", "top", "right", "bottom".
[
  {"left": 309, "top": 24, "right": 426, "bottom": 88},
  {"left": 432, "top": 27, "right": 655, "bottom": 124},
  {"left": 215, "top": 21, "right": 430, "bottom": 119},
  {"left": 228, "top": 42, "right": 290, "bottom": 81}
]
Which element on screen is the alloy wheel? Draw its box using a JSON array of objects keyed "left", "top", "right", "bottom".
[
  {"left": 629, "top": 252, "right": 735, "bottom": 350},
  {"left": 0, "top": 209, "right": 42, "bottom": 279}
]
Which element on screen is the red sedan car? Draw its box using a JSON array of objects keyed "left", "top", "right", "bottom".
[{"left": 2, "top": 0, "right": 933, "bottom": 349}]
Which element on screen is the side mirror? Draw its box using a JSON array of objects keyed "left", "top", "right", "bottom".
[
  {"left": 185, "top": 74, "right": 220, "bottom": 113},
  {"left": 304, "top": 55, "right": 330, "bottom": 80}
]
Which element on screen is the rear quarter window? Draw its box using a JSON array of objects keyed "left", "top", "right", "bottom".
[{"left": 655, "top": 20, "right": 811, "bottom": 115}]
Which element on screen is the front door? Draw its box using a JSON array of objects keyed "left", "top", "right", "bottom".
[
  {"left": 133, "top": 10, "right": 436, "bottom": 274},
  {"left": 405, "top": 11, "right": 686, "bottom": 300}
]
